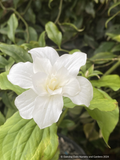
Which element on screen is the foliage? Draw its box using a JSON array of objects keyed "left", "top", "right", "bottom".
[{"left": 0, "top": 0, "right": 120, "bottom": 159}]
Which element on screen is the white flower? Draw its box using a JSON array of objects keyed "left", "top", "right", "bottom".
[{"left": 7, "top": 47, "right": 93, "bottom": 129}]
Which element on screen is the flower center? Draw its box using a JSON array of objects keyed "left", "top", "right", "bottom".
[{"left": 47, "top": 74, "right": 59, "bottom": 91}]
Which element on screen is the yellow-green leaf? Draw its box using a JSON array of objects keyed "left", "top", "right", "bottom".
[{"left": 0, "top": 112, "right": 58, "bottom": 160}]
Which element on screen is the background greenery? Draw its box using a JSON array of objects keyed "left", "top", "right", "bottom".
[{"left": 0, "top": 0, "right": 120, "bottom": 159}]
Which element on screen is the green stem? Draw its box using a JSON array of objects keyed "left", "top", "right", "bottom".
[
  {"left": 21, "top": 0, "right": 32, "bottom": 15},
  {"left": 102, "top": 60, "right": 120, "bottom": 77},
  {"left": 0, "top": 1, "right": 5, "bottom": 10},
  {"left": 54, "top": 0, "right": 63, "bottom": 24},
  {"left": 88, "top": 57, "right": 119, "bottom": 62},
  {"left": 56, "top": 48, "right": 69, "bottom": 53},
  {"left": 13, "top": 9, "right": 29, "bottom": 42},
  {"left": 57, "top": 108, "right": 68, "bottom": 126},
  {"left": 0, "top": 1, "right": 29, "bottom": 42}
]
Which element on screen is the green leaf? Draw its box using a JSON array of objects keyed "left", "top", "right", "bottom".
[
  {"left": 85, "top": 70, "right": 103, "bottom": 79},
  {"left": 45, "top": 21, "right": 62, "bottom": 48},
  {"left": 24, "top": 7, "right": 36, "bottom": 24},
  {"left": 84, "top": 34, "right": 98, "bottom": 49},
  {"left": 63, "top": 97, "right": 76, "bottom": 108},
  {"left": 0, "top": 71, "right": 25, "bottom": 95},
  {"left": 59, "top": 119, "right": 75, "bottom": 129},
  {"left": 83, "top": 122, "right": 99, "bottom": 141},
  {"left": 51, "top": 148, "right": 60, "bottom": 160},
  {"left": 100, "top": 0, "right": 106, "bottom": 4},
  {"left": 0, "top": 8, "right": 3, "bottom": 19},
  {"left": 28, "top": 27, "right": 38, "bottom": 41},
  {"left": 7, "top": 13, "right": 18, "bottom": 43},
  {"left": 5, "top": 57, "right": 15, "bottom": 71},
  {"left": 106, "top": 32, "right": 120, "bottom": 42},
  {"left": 106, "top": 25, "right": 120, "bottom": 41},
  {"left": 89, "top": 88, "right": 117, "bottom": 111},
  {"left": 2, "top": 92, "right": 17, "bottom": 119},
  {"left": 0, "top": 112, "right": 5, "bottom": 125},
  {"left": 94, "top": 0, "right": 98, "bottom": 3},
  {"left": 69, "top": 106, "right": 83, "bottom": 115},
  {"left": 91, "top": 75, "right": 120, "bottom": 91},
  {"left": 21, "top": 41, "right": 40, "bottom": 50},
  {"left": 13, "top": 0, "right": 21, "bottom": 8},
  {"left": 38, "top": 31, "right": 46, "bottom": 47},
  {"left": 94, "top": 42, "right": 115, "bottom": 54},
  {"left": 0, "top": 112, "right": 58, "bottom": 160},
  {"left": 111, "top": 44, "right": 120, "bottom": 52},
  {"left": 85, "top": 2, "right": 95, "bottom": 17},
  {"left": 0, "top": 27, "right": 8, "bottom": 35},
  {"left": 69, "top": 49, "right": 81, "bottom": 54},
  {"left": 86, "top": 107, "right": 119, "bottom": 146},
  {"left": 90, "top": 52, "right": 115, "bottom": 64},
  {"left": 0, "top": 55, "right": 8, "bottom": 68},
  {"left": 0, "top": 43, "right": 32, "bottom": 62}
]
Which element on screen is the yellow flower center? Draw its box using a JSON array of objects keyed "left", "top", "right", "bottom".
[{"left": 47, "top": 74, "right": 59, "bottom": 91}]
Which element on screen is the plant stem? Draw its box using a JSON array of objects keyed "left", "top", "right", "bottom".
[
  {"left": 102, "top": 59, "right": 120, "bottom": 77},
  {"left": 21, "top": 0, "right": 32, "bottom": 15},
  {"left": 88, "top": 57, "right": 120, "bottom": 62},
  {"left": 57, "top": 108, "right": 68, "bottom": 126},
  {"left": 54, "top": 0, "right": 63, "bottom": 24},
  {"left": 56, "top": 48, "right": 69, "bottom": 52}
]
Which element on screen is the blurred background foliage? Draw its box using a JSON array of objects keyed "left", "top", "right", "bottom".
[{"left": 0, "top": 0, "right": 120, "bottom": 159}]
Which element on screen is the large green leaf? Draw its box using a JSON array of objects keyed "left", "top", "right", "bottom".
[
  {"left": 7, "top": 13, "right": 18, "bottom": 43},
  {"left": 0, "top": 71, "right": 25, "bottom": 95},
  {"left": 0, "top": 112, "right": 58, "bottom": 160},
  {"left": 86, "top": 107, "right": 119, "bottom": 146},
  {"left": 0, "top": 43, "right": 32, "bottom": 62},
  {"left": 89, "top": 88, "right": 117, "bottom": 111},
  {"left": 91, "top": 75, "right": 120, "bottom": 91},
  {"left": 45, "top": 21, "right": 62, "bottom": 48}
]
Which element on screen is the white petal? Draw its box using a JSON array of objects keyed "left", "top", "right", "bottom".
[
  {"left": 32, "top": 72, "right": 48, "bottom": 96},
  {"left": 52, "top": 66, "right": 70, "bottom": 86},
  {"left": 7, "top": 62, "right": 33, "bottom": 89},
  {"left": 68, "top": 76, "right": 93, "bottom": 107},
  {"left": 62, "top": 77, "right": 80, "bottom": 97},
  {"left": 47, "top": 86, "right": 62, "bottom": 95},
  {"left": 28, "top": 46, "right": 59, "bottom": 65},
  {"left": 33, "top": 95, "right": 63, "bottom": 129},
  {"left": 33, "top": 57, "right": 52, "bottom": 74},
  {"left": 15, "top": 89, "right": 37, "bottom": 119},
  {"left": 54, "top": 52, "right": 87, "bottom": 76}
]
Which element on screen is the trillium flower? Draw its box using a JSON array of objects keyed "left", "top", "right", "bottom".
[{"left": 7, "top": 47, "right": 93, "bottom": 129}]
